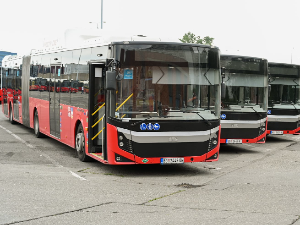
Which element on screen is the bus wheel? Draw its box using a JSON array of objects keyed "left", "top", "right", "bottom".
[
  {"left": 9, "top": 105, "right": 15, "bottom": 124},
  {"left": 76, "top": 124, "right": 90, "bottom": 162},
  {"left": 34, "top": 111, "right": 43, "bottom": 138}
]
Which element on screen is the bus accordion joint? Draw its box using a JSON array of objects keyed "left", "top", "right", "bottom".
[
  {"left": 92, "top": 127, "right": 105, "bottom": 140},
  {"left": 116, "top": 93, "right": 133, "bottom": 111},
  {"left": 92, "top": 103, "right": 105, "bottom": 116}
]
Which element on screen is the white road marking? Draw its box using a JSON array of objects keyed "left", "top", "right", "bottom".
[
  {"left": 0, "top": 125, "right": 86, "bottom": 181},
  {"left": 69, "top": 171, "right": 87, "bottom": 181}
]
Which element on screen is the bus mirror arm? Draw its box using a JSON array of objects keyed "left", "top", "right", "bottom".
[
  {"left": 221, "top": 67, "right": 226, "bottom": 99},
  {"left": 221, "top": 83, "right": 226, "bottom": 99},
  {"left": 221, "top": 67, "right": 225, "bottom": 79}
]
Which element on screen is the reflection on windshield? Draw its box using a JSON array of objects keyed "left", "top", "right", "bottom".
[
  {"left": 116, "top": 66, "right": 219, "bottom": 120},
  {"left": 268, "top": 63, "right": 300, "bottom": 106},
  {"left": 220, "top": 56, "right": 268, "bottom": 112},
  {"left": 114, "top": 44, "right": 220, "bottom": 120},
  {"left": 222, "top": 86, "right": 265, "bottom": 112},
  {"left": 269, "top": 84, "right": 299, "bottom": 105}
]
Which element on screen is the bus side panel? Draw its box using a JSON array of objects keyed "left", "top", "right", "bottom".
[
  {"left": 21, "top": 56, "right": 31, "bottom": 128},
  {"left": 39, "top": 99, "right": 50, "bottom": 136},
  {"left": 66, "top": 106, "right": 89, "bottom": 148},
  {"left": 60, "top": 104, "right": 75, "bottom": 147}
]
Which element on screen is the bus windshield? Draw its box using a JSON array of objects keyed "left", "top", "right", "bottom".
[
  {"left": 114, "top": 43, "right": 221, "bottom": 120},
  {"left": 268, "top": 63, "right": 300, "bottom": 107},
  {"left": 40, "top": 79, "right": 47, "bottom": 86},
  {"left": 220, "top": 56, "right": 268, "bottom": 112}
]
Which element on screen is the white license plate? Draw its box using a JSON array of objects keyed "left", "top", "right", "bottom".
[
  {"left": 270, "top": 131, "right": 283, "bottom": 135},
  {"left": 161, "top": 158, "right": 184, "bottom": 164},
  {"left": 226, "top": 139, "right": 242, "bottom": 144}
]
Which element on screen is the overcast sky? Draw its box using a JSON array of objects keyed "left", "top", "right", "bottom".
[{"left": 1, "top": 0, "right": 300, "bottom": 64}]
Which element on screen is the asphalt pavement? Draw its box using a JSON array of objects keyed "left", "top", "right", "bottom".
[{"left": 1, "top": 111, "right": 300, "bottom": 225}]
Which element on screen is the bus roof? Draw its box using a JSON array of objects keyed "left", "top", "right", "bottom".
[
  {"left": 30, "top": 28, "right": 219, "bottom": 56},
  {"left": 221, "top": 54, "right": 265, "bottom": 61}
]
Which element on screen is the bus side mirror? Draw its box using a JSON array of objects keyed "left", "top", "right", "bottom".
[
  {"left": 106, "top": 71, "right": 117, "bottom": 90},
  {"left": 268, "top": 85, "right": 271, "bottom": 97},
  {"left": 221, "top": 82, "right": 226, "bottom": 99}
]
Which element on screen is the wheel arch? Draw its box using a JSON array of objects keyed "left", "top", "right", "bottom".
[{"left": 33, "top": 107, "right": 38, "bottom": 122}]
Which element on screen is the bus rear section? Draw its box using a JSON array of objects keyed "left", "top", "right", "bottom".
[
  {"left": 268, "top": 63, "right": 300, "bottom": 135},
  {"left": 88, "top": 42, "right": 222, "bottom": 164},
  {"left": 220, "top": 55, "right": 268, "bottom": 144}
]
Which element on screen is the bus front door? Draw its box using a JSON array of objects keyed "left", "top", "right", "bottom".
[{"left": 89, "top": 63, "right": 106, "bottom": 158}]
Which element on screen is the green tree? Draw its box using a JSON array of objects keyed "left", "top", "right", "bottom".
[{"left": 179, "top": 32, "right": 214, "bottom": 46}]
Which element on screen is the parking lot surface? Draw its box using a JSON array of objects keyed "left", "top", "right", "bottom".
[{"left": 1, "top": 112, "right": 300, "bottom": 225}]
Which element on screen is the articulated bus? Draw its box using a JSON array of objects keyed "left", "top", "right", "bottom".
[
  {"left": 220, "top": 55, "right": 268, "bottom": 144},
  {"left": 1, "top": 31, "right": 221, "bottom": 164},
  {"left": 267, "top": 62, "right": 300, "bottom": 135}
]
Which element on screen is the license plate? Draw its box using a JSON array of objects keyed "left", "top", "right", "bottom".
[
  {"left": 226, "top": 139, "right": 242, "bottom": 144},
  {"left": 161, "top": 158, "right": 184, "bottom": 164},
  {"left": 270, "top": 131, "right": 283, "bottom": 135}
]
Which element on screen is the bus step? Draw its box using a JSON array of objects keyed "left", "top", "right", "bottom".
[
  {"left": 91, "top": 146, "right": 102, "bottom": 153},
  {"left": 90, "top": 153, "right": 104, "bottom": 160}
]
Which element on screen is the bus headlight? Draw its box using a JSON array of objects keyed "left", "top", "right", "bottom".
[
  {"left": 117, "top": 132, "right": 133, "bottom": 153},
  {"left": 209, "top": 132, "right": 219, "bottom": 150}
]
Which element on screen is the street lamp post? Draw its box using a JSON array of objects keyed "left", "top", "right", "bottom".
[
  {"left": 89, "top": 0, "right": 103, "bottom": 29},
  {"left": 101, "top": 0, "right": 103, "bottom": 29}
]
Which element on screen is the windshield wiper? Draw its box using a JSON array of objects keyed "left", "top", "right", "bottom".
[
  {"left": 290, "top": 102, "right": 298, "bottom": 111},
  {"left": 184, "top": 111, "right": 212, "bottom": 126},
  {"left": 247, "top": 106, "right": 262, "bottom": 118},
  {"left": 131, "top": 115, "right": 152, "bottom": 127}
]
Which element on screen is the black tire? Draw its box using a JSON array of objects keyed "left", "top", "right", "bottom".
[
  {"left": 9, "top": 105, "right": 15, "bottom": 124},
  {"left": 76, "top": 124, "right": 90, "bottom": 162},
  {"left": 34, "top": 111, "right": 43, "bottom": 138}
]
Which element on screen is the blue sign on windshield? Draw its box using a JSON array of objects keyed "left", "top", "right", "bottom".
[{"left": 124, "top": 69, "right": 133, "bottom": 79}]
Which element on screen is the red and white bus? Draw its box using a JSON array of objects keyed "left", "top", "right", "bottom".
[
  {"left": 1, "top": 30, "right": 222, "bottom": 164},
  {"left": 267, "top": 62, "right": 300, "bottom": 135},
  {"left": 220, "top": 55, "right": 268, "bottom": 144}
]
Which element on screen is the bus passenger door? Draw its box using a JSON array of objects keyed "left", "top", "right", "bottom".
[
  {"left": 89, "top": 63, "right": 106, "bottom": 158},
  {"left": 49, "top": 65, "right": 61, "bottom": 138}
]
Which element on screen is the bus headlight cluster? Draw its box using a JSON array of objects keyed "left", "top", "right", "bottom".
[
  {"left": 259, "top": 124, "right": 266, "bottom": 135},
  {"left": 117, "top": 132, "right": 133, "bottom": 153},
  {"left": 209, "top": 133, "right": 218, "bottom": 150}
]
